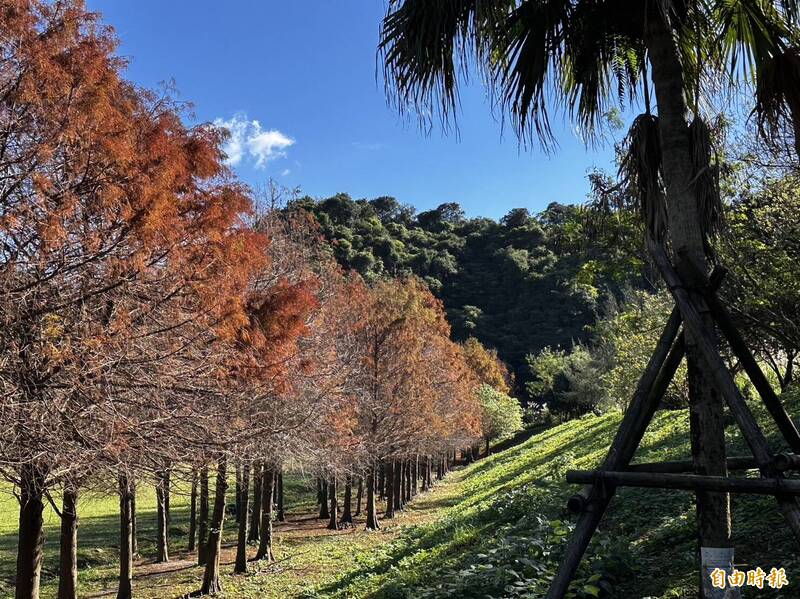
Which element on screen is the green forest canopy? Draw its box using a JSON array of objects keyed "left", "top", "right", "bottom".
[{"left": 289, "top": 194, "right": 646, "bottom": 400}]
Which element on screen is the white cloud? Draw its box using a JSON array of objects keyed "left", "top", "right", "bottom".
[
  {"left": 213, "top": 114, "right": 294, "bottom": 169},
  {"left": 281, "top": 168, "right": 291, "bottom": 177}
]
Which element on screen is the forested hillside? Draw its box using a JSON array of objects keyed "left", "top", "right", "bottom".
[{"left": 290, "top": 195, "right": 645, "bottom": 399}]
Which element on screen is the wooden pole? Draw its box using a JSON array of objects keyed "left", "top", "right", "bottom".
[
  {"left": 694, "top": 268, "right": 800, "bottom": 453},
  {"left": 567, "top": 469, "right": 800, "bottom": 496},
  {"left": 547, "top": 323, "right": 685, "bottom": 599},
  {"left": 649, "top": 239, "right": 800, "bottom": 542}
]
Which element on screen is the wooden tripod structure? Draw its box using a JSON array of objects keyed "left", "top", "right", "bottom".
[{"left": 546, "top": 240, "right": 800, "bottom": 599}]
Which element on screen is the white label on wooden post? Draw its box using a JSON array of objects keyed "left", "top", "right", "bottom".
[{"left": 701, "top": 547, "right": 741, "bottom": 599}]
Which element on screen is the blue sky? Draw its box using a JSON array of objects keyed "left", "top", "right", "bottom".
[{"left": 87, "top": 0, "right": 620, "bottom": 220}]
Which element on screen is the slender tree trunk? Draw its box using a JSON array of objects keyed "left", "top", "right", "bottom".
[
  {"left": 412, "top": 456, "right": 419, "bottom": 497},
  {"left": 234, "top": 461, "right": 250, "bottom": 574},
  {"left": 646, "top": 12, "right": 731, "bottom": 597},
  {"left": 16, "top": 463, "right": 45, "bottom": 599},
  {"left": 199, "top": 457, "right": 228, "bottom": 595},
  {"left": 340, "top": 476, "right": 353, "bottom": 527},
  {"left": 155, "top": 471, "right": 169, "bottom": 563},
  {"left": 394, "top": 460, "right": 404, "bottom": 512},
  {"left": 365, "top": 467, "right": 380, "bottom": 530},
  {"left": 130, "top": 478, "right": 137, "bottom": 557},
  {"left": 276, "top": 470, "right": 285, "bottom": 522},
  {"left": 58, "top": 487, "right": 78, "bottom": 599},
  {"left": 235, "top": 462, "right": 242, "bottom": 524},
  {"left": 318, "top": 477, "right": 330, "bottom": 520},
  {"left": 377, "top": 465, "right": 385, "bottom": 500},
  {"left": 404, "top": 461, "right": 411, "bottom": 503},
  {"left": 327, "top": 477, "right": 339, "bottom": 530},
  {"left": 198, "top": 466, "right": 209, "bottom": 565},
  {"left": 255, "top": 467, "right": 275, "bottom": 562},
  {"left": 384, "top": 461, "right": 395, "bottom": 518},
  {"left": 188, "top": 470, "right": 198, "bottom": 552},
  {"left": 427, "top": 456, "right": 432, "bottom": 489},
  {"left": 355, "top": 477, "right": 363, "bottom": 516},
  {"left": 116, "top": 475, "right": 134, "bottom": 599},
  {"left": 485, "top": 438, "right": 491, "bottom": 457},
  {"left": 249, "top": 460, "right": 262, "bottom": 542}
]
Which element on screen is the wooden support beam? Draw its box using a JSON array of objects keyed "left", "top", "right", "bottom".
[
  {"left": 649, "top": 239, "right": 800, "bottom": 543},
  {"left": 548, "top": 326, "right": 685, "bottom": 599},
  {"left": 567, "top": 469, "right": 800, "bottom": 496},
  {"left": 693, "top": 267, "right": 800, "bottom": 454},
  {"left": 626, "top": 456, "right": 759, "bottom": 474}
]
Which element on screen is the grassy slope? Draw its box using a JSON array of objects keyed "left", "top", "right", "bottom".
[{"left": 1, "top": 392, "right": 798, "bottom": 598}]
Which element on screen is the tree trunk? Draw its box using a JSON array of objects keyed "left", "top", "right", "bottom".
[
  {"left": 377, "top": 464, "right": 385, "bottom": 500},
  {"left": 365, "top": 467, "right": 380, "bottom": 530},
  {"left": 58, "top": 487, "right": 78, "bottom": 599},
  {"left": 412, "top": 456, "right": 419, "bottom": 497},
  {"left": 255, "top": 467, "right": 275, "bottom": 562},
  {"left": 393, "top": 460, "right": 403, "bottom": 512},
  {"left": 318, "top": 477, "right": 330, "bottom": 520},
  {"left": 116, "top": 475, "right": 134, "bottom": 599},
  {"left": 327, "top": 477, "right": 339, "bottom": 530},
  {"left": 16, "top": 463, "right": 45, "bottom": 599},
  {"left": 355, "top": 477, "right": 363, "bottom": 516},
  {"left": 340, "top": 476, "right": 353, "bottom": 527},
  {"left": 234, "top": 461, "right": 250, "bottom": 574},
  {"left": 404, "top": 461, "right": 411, "bottom": 503},
  {"left": 249, "top": 460, "right": 262, "bottom": 542},
  {"left": 199, "top": 457, "right": 227, "bottom": 595},
  {"left": 276, "top": 470, "right": 285, "bottom": 522},
  {"left": 188, "top": 470, "right": 198, "bottom": 552},
  {"left": 155, "top": 470, "right": 169, "bottom": 563},
  {"left": 646, "top": 11, "right": 731, "bottom": 597},
  {"left": 198, "top": 466, "right": 209, "bottom": 565},
  {"left": 384, "top": 461, "right": 395, "bottom": 518},
  {"left": 485, "top": 438, "right": 491, "bottom": 457},
  {"left": 130, "top": 478, "right": 138, "bottom": 557},
  {"left": 235, "top": 462, "right": 242, "bottom": 524}
]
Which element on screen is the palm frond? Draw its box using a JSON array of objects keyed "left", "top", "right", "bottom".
[
  {"left": 688, "top": 116, "right": 723, "bottom": 247},
  {"left": 618, "top": 113, "right": 667, "bottom": 241},
  {"left": 379, "top": 0, "right": 511, "bottom": 131},
  {"left": 754, "top": 47, "right": 800, "bottom": 156}
]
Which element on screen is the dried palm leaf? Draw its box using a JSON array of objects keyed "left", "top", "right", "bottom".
[
  {"left": 619, "top": 113, "right": 667, "bottom": 241},
  {"left": 754, "top": 47, "right": 800, "bottom": 158},
  {"left": 688, "top": 116, "right": 723, "bottom": 248}
]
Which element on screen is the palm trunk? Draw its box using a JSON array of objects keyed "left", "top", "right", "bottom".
[
  {"left": 57, "top": 487, "right": 78, "bottom": 599},
  {"left": 255, "top": 467, "right": 275, "bottom": 562},
  {"left": 198, "top": 466, "right": 209, "bottom": 565},
  {"left": 234, "top": 461, "right": 250, "bottom": 574},
  {"left": 116, "top": 475, "right": 134, "bottom": 599},
  {"left": 16, "top": 463, "right": 45, "bottom": 599},
  {"left": 188, "top": 470, "right": 198, "bottom": 552},
  {"left": 249, "top": 460, "right": 262, "bottom": 541},
  {"left": 646, "top": 10, "right": 731, "bottom": 597},
  {"left": 365, "top": 467, "right": 380, "bottom": 530},
  {"left": 199, "top": 457, "right": 228, "bottom": 595}
]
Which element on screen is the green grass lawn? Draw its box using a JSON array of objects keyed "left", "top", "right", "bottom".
[{"left": 1, "top": 391, "right": 799, "bottom": 598}]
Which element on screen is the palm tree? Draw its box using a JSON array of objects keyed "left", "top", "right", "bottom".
[{"left": 379, "top": 1, "right": 798, "bottom": 596}]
